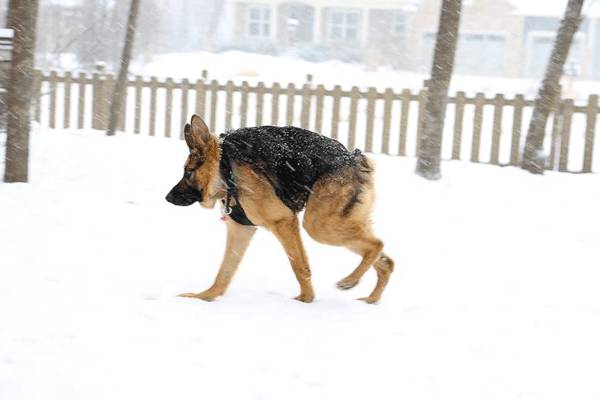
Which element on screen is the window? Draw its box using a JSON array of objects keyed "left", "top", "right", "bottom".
[
  {"left": 327, "top": 9, "right": 361, "bottom": 42},
  {"left": 247, "top": 5, "right": 271, "bottom": 38},
  {"left": 458, "top": 33, "right": 507, "bottom": 76},
  {"left": 391, "top": 11, "right": 406, "bottom": 36}
]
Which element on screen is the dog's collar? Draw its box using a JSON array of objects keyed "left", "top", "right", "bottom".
[
  {"left": 219, "top": 139, "right": 255, "bottom": 227},
  {"left": 220, "top": 198, "right": 254, "bottom": 226}
]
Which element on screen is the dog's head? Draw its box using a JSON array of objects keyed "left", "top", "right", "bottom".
[{"left": 166, "top": 115, "right": 222, "bottom": 208}]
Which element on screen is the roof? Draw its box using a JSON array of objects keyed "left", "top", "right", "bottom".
[{"left": 509, "top": 0, "right": 600, "bottom": 17}]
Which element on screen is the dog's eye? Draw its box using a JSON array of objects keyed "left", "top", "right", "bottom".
[{"left": 183, "top": 170, "right": 193, "bottom": 179}]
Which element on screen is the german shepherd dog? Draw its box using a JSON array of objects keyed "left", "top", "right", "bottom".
[{"left": 166, "top": 115, "right": 394, "bottom": 303}]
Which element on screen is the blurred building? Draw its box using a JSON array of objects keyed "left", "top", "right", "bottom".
[
  {"left": 218, "top": 0, "right": 419, "bottom": 67},
  {"left": 1, "top": 0, "right": 600, "bottom": 79},
  {"left": 220, "top": 0, "right": 600, "bottom": 79}
]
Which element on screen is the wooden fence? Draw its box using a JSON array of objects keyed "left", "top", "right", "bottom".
[{"left": 33, "top": 68, "right": 599, "bottom": 173}]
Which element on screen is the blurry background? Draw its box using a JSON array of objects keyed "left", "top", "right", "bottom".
[{"left": 2, "top": 0, "right": 600, "bottom": 98}]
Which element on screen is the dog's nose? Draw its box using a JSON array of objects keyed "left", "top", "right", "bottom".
[{"left": 166, "top": 192, "right": 175, "bottom": 204}]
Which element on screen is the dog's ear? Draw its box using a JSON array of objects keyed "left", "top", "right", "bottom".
[
  {"left": 183, "top": 123, "right": 195, "bottom": 149},
  {"left": 189, "top": 114, "right": 211, "bottom": 145}
]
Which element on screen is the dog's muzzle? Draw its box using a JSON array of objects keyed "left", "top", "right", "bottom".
[{"left": 166, "top": 179, "right": 203, "bottom": 206}]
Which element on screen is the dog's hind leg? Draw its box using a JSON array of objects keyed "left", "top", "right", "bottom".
[
  {"left": 316, "top": 228, "right": 394, "bottom": 304},
  {"left": 336, "top": 237, "right": 383, "bottom": 290},
  {"left": 303, "top": 161, "right": 394, "bottom": 303},
  {"left": 179, "top": 218, "right": 256, "bottom": 301},
  {"left": 358, "top": 252, "right": 394, "bottom": 304}
]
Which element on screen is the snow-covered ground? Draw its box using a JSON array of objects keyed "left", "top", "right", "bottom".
[{"left": 1, "top": 127, "right": 600, "bottom": 400}]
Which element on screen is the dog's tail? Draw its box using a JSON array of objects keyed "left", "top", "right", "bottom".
[
  {"left": 340, "top": 150, "right": 374, "bottom": 217},
  {"left": 351, "top": 149, "right": 374, "bottom": 182}
]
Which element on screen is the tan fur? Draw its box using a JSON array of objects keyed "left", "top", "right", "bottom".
[
  {"left": 303, "top": 161, "right": 394, "bottom": 303},
  {"left": 185, "top": 132, "right": 224, "bottom": 209},
  {"left": 233, "top": 164, "right": 315, "bottom": 302},
  {"left": 179, "top": 218, "right": 257, "bottom": 301},
  {"left": 177, "top": 115, "right": 394, "bottom": 304}
]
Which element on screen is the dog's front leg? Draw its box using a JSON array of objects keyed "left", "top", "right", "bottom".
[
  {"left": 179, "top": 219, "right": 256, "bottom": 301},
  {"left": 270, "top": 217, "right": 314, "bottom": 303}
]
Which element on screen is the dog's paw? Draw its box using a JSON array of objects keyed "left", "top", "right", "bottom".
[
  {"left": 177, "top": 290, "right": 220, "bottom": 302},
  {"left": 294, "top": 293, "right": 314, "bottom": 303},
  {"left": 336, "top": 278, "right": 359, "bottom": 290},
  {"left": 358, "top": 296, "right": 379, "bottom": 304}
]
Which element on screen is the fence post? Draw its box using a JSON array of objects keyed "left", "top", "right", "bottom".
[
  {"left": 471, "top": 93, "right": 485, "bottom": 162},
  {"left": 452, "top": 91, "right": 465, "bottom": 160},
  {"left": 149, "top": 76, "right": 157, "bottom": 136},
  {"left": 490, "top": 94, "right": 504, "bottom": 165},
  {"left": 300, "top": 80, "right": 311, "bottom": 129},
  {"left": 348, "top": 86, "right": 360, "bottom": 150},
  {"left": 398, "top": 89, "right": 410, "bottom": 156},
  {"left": 164, "top": 77, "right": 174, "bottom": 137},
  {"left": 559, "top": 99, "right": 574, "bottom": 172},
  {"left": 49, "top": 70, "right": 58, "bottom": 129},
  {"left": 365, "top": 87, "right": 377, "bottom": 153},
  {"left": 271, "top": 82, "right": 280, "bottom": 125},
  {"left": 547, "top": 85, "right": 563, "bottom": 170},
  {"left": 240, "top": 81, "right": 249, "bottom": 128},
  {"left": 510, "top": 94, "right": 524, "bottom": 166},
  {"left": 209, "top": 80, "right": 219, "bottom": 132},
  {"left": 77, "top": 72, "right": 86, "bottom": 129},
  {"left": 134, "top": 75, "right": 142, "bottom": 134},
  {"left": 381, "top": 88, "right": 393, "bottom": 154},
  {"left": 224, "top": 80, "right": 234, "bottom": 130},
  {"left": 286, "top": 83, "right": 295, "bottom": 126},
  {"left": 180, "top": 78, "right": 190, "bottom": 137},
  {"left": 331, "top": 85, "right": 341, "bottom": 140},
  {"left": 256, "top": 81, "right": 265, "bottom": 126},
  {"left": 582, "top": 94, "right": 598, "bottom": 173},
  {"left": 195, "top": 78, "right": 206, "bottom": 120},
  {"left": 62, "top": 71, "right": 72, "bottom": 129},
  {"left": 314, "top": 84, "right": 325, "bottom": 133}
]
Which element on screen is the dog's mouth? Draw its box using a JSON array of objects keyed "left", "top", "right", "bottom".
[{"left": 166, "top": 181, "right": 203, "bottom": 206}]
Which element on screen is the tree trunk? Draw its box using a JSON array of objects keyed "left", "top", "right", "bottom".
[
  {"left": 522, "top": 0, "right": 584, "bottom": 174},
  {"left": 106, "top": 0, "right": 140, "bottom": 136},
  {"left": 415, "top": 0, "right": 462, "bottom": 180},
  {"left": 3, "top": 0, "right": 39, "bottom": 183}
]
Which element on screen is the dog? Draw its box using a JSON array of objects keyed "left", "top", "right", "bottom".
[{"left": 166, "top": 115, "right": 394, "bottom": 303}]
